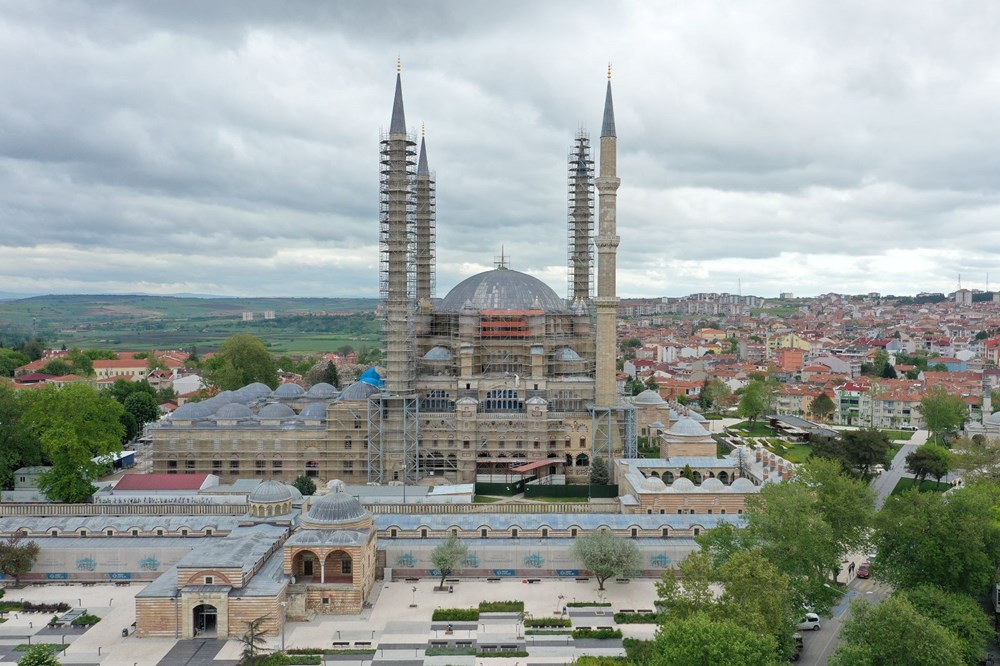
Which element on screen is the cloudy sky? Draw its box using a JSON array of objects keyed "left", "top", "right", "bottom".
[{"left": 3, "top": 1, "right": 1000, "bottom": 300}]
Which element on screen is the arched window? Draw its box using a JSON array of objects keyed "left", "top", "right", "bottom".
[
  {"left": 305, "top": 460, "right": 320, "bottom": 478},
  {"left": 575, "top": 453, "right": 589, "bottom": 467}
]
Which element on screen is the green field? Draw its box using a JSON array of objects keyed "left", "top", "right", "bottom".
[
  {"left": 0, "top": 294, "right": 382, "bottom": 354},
  {"left": 880, "top": 429, "right": 916, "bottom": 441},
  {"left": 890, "top": 477, "right": 951, "bottom": 495},
  {"left": 730, "top": 421, "right": 778, "bottom": 436}
]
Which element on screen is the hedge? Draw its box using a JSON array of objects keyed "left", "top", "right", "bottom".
[
  {"left": 431, "top": 608, "right": 479, "bottom": 621},
  {"left": 425, "top": 646, "right": 478, "bottom": 656},
  {"left": 286, "top": 648, "right": 376, "bottom": 656},
  {"left": 573, "top": 628, "right": 623, "bottom": 640},
  {"left": 3, "top": 601, "right": 70, "bottom": 613},
  {"left": 566, "top": 602, "right": 612, "bottom": 608},
  {"left": 576, "top": 658, "right": 630, "bottom": 666},
  {"left": 524, "top": 617, "right": 571, "bottom": 628},
  {"left": 478, "top": 600, "right": 524, "bottom": 612},
  {"left": 478, "top": 651, "right": 530, "bottom": 658},
  {"left": 613, "top": 611, "right": 660, "bottom": 624},
  {"left": 624, "top": 638, "right": 656, "bottom": 664},
  {"left": 526, "top": 629, "right": 572, "bottom": 635},
  {"left": 71, "top": 613, "right": 102, "bottom": 626}
]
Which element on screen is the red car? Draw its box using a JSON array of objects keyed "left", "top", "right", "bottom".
[{"left": 856, "top": 563, "right": 871, "bottom": 579}]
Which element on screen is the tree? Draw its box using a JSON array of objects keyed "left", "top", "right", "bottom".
[
  {"left": 717, "top": 550, "right": 799, "bottom": 660},
  {"left": 40, "top": 358, "right": 72, "bottom": 376},
  {"left": 0, "top": 385, "right": 41, "bottom": 490},
  {"left": 873, "top": 484, "right": 1000, "bottom": 595},
  {"left": 919, "top": 385, "right": 968, "bottom": 444},
  {"left": 808, "top": 393, "right": 835, "bottom": 422},
  {"left": 123, "top": 392, "right": 160, "bottom": 432},
  {"left": 950, "top": 435, "right": 1000, "bottom": 483},
  {"left": 431, "top": 533, "right": 468, "bottom": 590},
  {"left": 904, "top": 443, "right": 951, "bottom": 485},
  {"left": 0, "top": 534, "right": 40, "bottom": 586},
  {"left": 238, "top": 615, "right": 271, "bottom": 664},
  {"left": 108, "top": 378, "right": 155, "bottom": 405},
  {"left": 0, "top": 348, "right": 30, "bottom": 377},
  {"left": 829, "top": 596, "right": 964, "bottom": 666},
  {"left": 16, "top": 645, "right": 61, "bottom": 666},
  {"left": 204, "top": 334, "right": 278, "bottom": 390},
  {"left": 811, "top": 429, "right": 892, "bottom": 479},
  {"left": 573, "top": 530, "right": 641, "bottom": 591},
  {"left": 292, "top": 475, "right": 316, "bottom": 496},
  {"left": 322, "top": 361, "right": 340, "bottom": 388},
  {"left": 589, "top": 455, "right": 610, "bottom": 485},
  {"left": 900, "top": 586, "right": 992, "bottom": 665},
  {"left": 737, "top": 379, "right": 770, "bottom": 431},
  {"left": 16, "top": 338, "right": 46, "bottom": 362},
  {"left": 795, "top": 458, "right": 875, "bottom": 571},
  {"left": 650, "top": 612, "right": 781, "bottom": 666},
  {"left": 655, "top": 550, "right": 716, "bottom": 621}
]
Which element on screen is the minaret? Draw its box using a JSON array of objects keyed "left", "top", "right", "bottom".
[
  {"left": 414, "top": 125, "right": 436, "bottom": 305},
  {"left": 594, "top": 65, "right": 620, "bottom": 407},
  {"left": 379, "top": 59, "right": 416, "bottom": 393},
  {"left": 568, "top": 131, "right": 595, "bottom": 302}
]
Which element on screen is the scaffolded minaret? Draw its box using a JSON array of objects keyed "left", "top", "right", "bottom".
[
  {"left": 414, "top": 127, "right": 436, "bottom": 304},
  {"left": 594, "top": 67, "right": 620, "bottom": 408},
  {"left": 567, "top": 132, "right": 595, "bottom": 302},
  {"left": 379, "top": 61, "right": 416, "bottom": 394}
]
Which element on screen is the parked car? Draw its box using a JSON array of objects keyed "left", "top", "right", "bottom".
[
  {"left": 857, "top": 562, "right": 871, "bottom": 579},
  {"left": 798, "top": 612, "right": 822, "bottom": 631}
]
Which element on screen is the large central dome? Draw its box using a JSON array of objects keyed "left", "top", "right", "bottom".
[{"left": 438, "top": 268, "right": 567, "bottom": 313}]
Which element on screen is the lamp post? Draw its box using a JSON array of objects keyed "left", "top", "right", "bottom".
[
  {"left": 556, "top": 594, "right": 564, "bottom": 614},
  {"left": 410, "top": 586, "right": 417, "bottom": 608},
  {"left": 279, "top": 601, "right": 288, "bottom": 653}
]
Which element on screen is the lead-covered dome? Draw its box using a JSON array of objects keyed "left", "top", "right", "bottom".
[
  {"left": 306, "top": 382, "right": 337, "bottom": 398},
  {"left": 249, "top": 480, "right": 294, "bottom": 504},
  {"left": 303, "top": 490, "right": 370, "bottom": 527},
  {"left": 667, "top": 417, "right": 710, "bottom": 438},
  {"left": 273, "top": 383, "right": 305, "bottom": 398},
  {"left": 258, "top": 403, "right": 296, "bottom": 419},
  {"left": 438, "top": 268, "right": 566, "bottom": 313}
]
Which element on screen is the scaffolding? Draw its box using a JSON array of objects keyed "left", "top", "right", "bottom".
[
  {"left": 379, "top": 129, "right": 417, "bottom": 394},
  {"left": 367, "top": 394, "right": 420, "bottom": 484},
  {"left": 414, "top": 147, "right": 436, "bottom": 303},
  {"left": 591, "top": 402, "right": 637, "bottom": 468},
  {"left": 567, "top": 131, "right": 594, "bottom": 302}
]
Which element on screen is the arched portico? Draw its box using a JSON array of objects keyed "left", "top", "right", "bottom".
[
  {"left": 323, "top": 550, "right": 354, "bottom": 584},
  {"left": 193, "top": 603, "right": 218, "bottom": 637}
]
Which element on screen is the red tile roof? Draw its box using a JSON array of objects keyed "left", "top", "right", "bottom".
[{"left": 113, "top": 473, "right": 210, "bottom": 491}]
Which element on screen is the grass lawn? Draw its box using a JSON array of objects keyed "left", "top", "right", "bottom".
[
  {"left": 890, "top": 477, "right": 951, "bottom": 495},
  {"left": 472, "top": 495, "right": 503, "bottom": 503},
  {"left": 781, "top": 444, "right": 813, "bottom": 464},
  {"left": 730, "top": 421, "right": 777, "bottom": 436},
  {"left": 532, "top": 496, "right": 590, "bottom": 503},
  {"left": 881, "top": 429, "right": 916, "bottom": 441}
]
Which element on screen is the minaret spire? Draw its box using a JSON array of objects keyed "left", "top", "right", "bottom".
[
  {"left": 595, "top": 70, "right": 621, "bottom": 407},
  {"left": 390, "top": 58, "right": 407, "bottom": 136},
  {"left": 414, "top": 123, "right": 435, "bottom": 303},
  {"left": 601, "top": 70, "right": 616, "bottom": 138}
]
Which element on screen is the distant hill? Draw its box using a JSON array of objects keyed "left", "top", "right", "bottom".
[{"left": 0, "top": 294, "right": 381, "bottom": 354}]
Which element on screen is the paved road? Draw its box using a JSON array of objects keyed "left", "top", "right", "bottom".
[{"left": 800, "top": 576, "right": 890, "bottom": 665}]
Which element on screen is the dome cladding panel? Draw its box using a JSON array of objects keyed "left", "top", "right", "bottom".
[
  {"left": 305, "top": 492, "right": 371, "bottom": 526},
  {"left": 249, "top": 480, "right": 294, "bottom": 504}
]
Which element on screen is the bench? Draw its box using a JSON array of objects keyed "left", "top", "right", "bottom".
[
  {"left": 430, "top": 641, "right": 448, "bottom": 648},
  {"left": 445, "top": 578, "right": 460, "bottom": 584},
  {"left": 456, "top": 641, "right": 473, "bottom": 647},
  {"left": 598, "top": 626, "right": 614, "bottom": 631},
  {"left": 615, "top": 578, "right": 630, "bottom": 583},
  {"left": 115, "top": 581, "right": 130, "bottom": 587},
  {"left": 404, "top": 577, "right": 419, "bottom": 582},
  {"left": 487, "top": 577, "right": 501, "bottom": 583},
  {"left": 575, "top": 577, "right": 590, "bottom": 582},
  {"left": 523, "top": 578, "right": 541, "bottom": 584},
  {"left": 354, "top": 641, "right": 371, "bottom": 647},
  {"left": 638, "top": 609, "right": 654, "bottom": 614},
  {"left": 576, "top": 626, "right": 591, "bottom": 631},
  {"left": 332, "top": 641, "right": 350, "bottom": 647},
  {"left": 619, "top": 609, "right": 634, "bottom": 614}
]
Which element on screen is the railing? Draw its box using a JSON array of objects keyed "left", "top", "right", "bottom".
[
  {"left": 0, "top": 503, "right": 248, "bottom": 517},
  {"left": 365, "top": 501, "right": 617, "bottom": 514}
]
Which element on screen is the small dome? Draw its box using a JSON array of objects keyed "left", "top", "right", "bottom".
[
  {"left": 258, "top": 403, "right": 296, "bottom": 419},
  {"left": 640, "top": 476, "right": 667, "bottom": 492},
  {"left": 730, "top": 478, "right": 756, "bottom": 492},
  {"left": 689, "top": 411, "right": 708, "bottom": 423},
  {"left": 306, "top": 383, "right": 337, "bottom": 398},
  {"left": 339, "top": 381, "right": 380, "bottom": 402},
  {"left": 249, "top": 480, "right": 293, "bottom": 504},
  {"left": 986, "top": 411, "right": 1000, "bottom": 426},
  {"left": 284, "top": 484, "right": 304, "bottom": 502},
  {"left": 633, "top": 389, "right": 665, "bottom": 405},
  {"left": 273, "top": 383, "right": 305, "bottom": 398},
  {"left": 171, "top": 402, "right": 214, "bottom": 420},
  {"left": 236, "top": 383, "right": 273, "bottom": 400},
  {"left": 701, "top": 478, "right": 724, "bottom": 491},
  {"left": 214, "top": 403, "right": 252, "bottom": 420},
  {"left": 671, "top": 478, "right": 696, "bottom": 492},
  {"left": 556, "top": 347, "right": 584, "bottom": 362},
  {"left": 668, "top": 408, "right": 680, "bottom": 420},
  {"left": 422, "top": 346, "right": 453, "bottom": 361},
  {"left": 299, "top": 403, "right": 327, "bottom": 420},
  {"left": 667, "top": 418, "right": 710, "bottom": 438},
  {"left": 215, "top": 390, "right": 239, "bottom": 404},
  {"left": 304, "top": 491, "right": 370, "bottom": 526}
]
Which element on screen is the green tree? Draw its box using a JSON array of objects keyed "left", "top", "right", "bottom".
[
  {"left": 904, "top": 443, "right": 951, "bottom": 484},
  {"left": 80, "top": 349, "right": 118, "bottom": 361},
  {"left": 873, "top": 484, "right": 1000, "bottom": 595},
  {"left": 650, "top": 612, "right": 780, "bottom": 666},
  {"left": 123, "top": 392, "right": 160, "bottom": 432},
  {"left": 829, "top": 596, "right": 964, "bottom": 666},
  {"left": 0, "top": 534, "right": 40, "bottom": 587},
  {"left": 0, "top": 385, "right": 41, "bottom": 490},
  {"left": 36, "top": 424, "right": 104, "bottom": 503},
  {"left": 737, "top": 379, "right": 770, "bottom": 432},
  {"left": 796, "top": 457, "right": 876, "bottom": 561},
  {"left": 120, "top": 411, "right": 139, "bottom": 444},
  {"left": 573, "top": 530, "right": 641, "bottom": 591},
  {"left": 108, "top": 378, "right": 156, "bottom": 405},
  {"left": 0, "top": 348, "right": 30, "bottom": 377},
  {"left": 64, "top": 349, "right": 94, "bottom": 376},
  {"left": 808, "top": 392, "right": 835, "bottom": 421},
  {"left": 16, "top": 644, "right": 61, "bottom": 666},
  {"left": 655, "top": 550, "right": 716, "bottom": 621},
  {"left": 811, "top": 429, "right": 892, "bottom": 479},
  {"left": 16, "top": 338, "right": 46, "bottom": 362},
  {"left": 950, "top": 436, "right": 1000, "bottom": 484},
  {"left": 40, "top": 358, "right": 72, "bottom": 376},
  {"left": 431, "top": 533, "right": 468, "bottom": 590},
  {"left": 919, "top": 385, "right": 968, "bottom": 444},
  {"left": 205, "top": 334, "right": 278, "bottom": 390},
  {"left": 900, "top": 586, "right": 992, "bottom": 665},
  {"left": 292, "top": 475, "right": 316, "bottom": 496},
  {"left": 588, "top": 455, "right": 610, "bottom": 485},
  {"left": 322, "top": 361, "right": 340, "bottom": 387},
  {"left": 238, "top": 615, "right": 271, "bottom": 664},
  {"left": 717, "top": 549, "right": 799, "bottom": 660}
]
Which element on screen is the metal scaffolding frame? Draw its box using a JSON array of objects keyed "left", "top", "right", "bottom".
[
  {"left": 367, "top": 394, "right": 421, "bottom": 484},
  {"left": 591, "top": 402, "right": 637, "bottom": 468},
  {"left": 414, "top": 164, "right": 436, "bottom": 303},
  {"left": 567, "top": 131, "right": 595, "bottom": 302}
]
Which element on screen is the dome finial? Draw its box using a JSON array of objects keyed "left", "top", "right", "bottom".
[
  {"left": 607, "top": 62, "right": 612, "bottom": 80},
  {"left": 421, "top": 122, "right": 425, "bottom": 137},
  {"left": 397, "top": 54, "right": 401, "bottom": 73}
]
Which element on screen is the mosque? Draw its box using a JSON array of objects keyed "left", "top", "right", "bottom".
[{"left": 148, "top": 65, "right": 636, "bottom": 488}]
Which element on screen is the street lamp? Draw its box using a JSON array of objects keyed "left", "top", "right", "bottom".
[
  {"left": 410, "top": 586, "right": 417, "bottom": 608},
  {"left": 556, "top": 594, "right": 565, "bottom": 615},
  {"left": 279, "top": 601, "right": 288, "bottom": 653}
]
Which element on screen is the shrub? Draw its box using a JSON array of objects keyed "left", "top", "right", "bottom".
[
  {"left": 71, "top": 614, "right": 101, "bottom": 626},
  {"left": 431, "top": 608, "right": 479, "bottom": 621},
  {"left": 477, "top": 651, "right": 530, "bottom": 658},
  {"left": 285, "top": 657, "right": 322, "bottom": 665},
  {"left": 524, "top": 617, "right": 571, "bottom": 627},
  {"left": 623, "top": 638, "right": 656, "bottom": 664},
  {"left": 572, "top": 628, "right": 623, "bottom": 640},
  {"left": 613, "top": 612, "right": 660, "bottom": 624},
  {"left": 424, "top": 647, "right": 477, "bottom": 656},
  {"left": 20, "top": 602, "right": 70, "bottom": 613},
  {"left": 526, "top": 629, "right": 572, "bottom": 635},
  {"left": 478, "top": 600, "right": 524, "bottom": 612},
  {"left": 566, "top": 601, "right": 612, "bottom": 607},
  {"left": 576, "top": 658, "right": 629, "bottom": 666}
]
